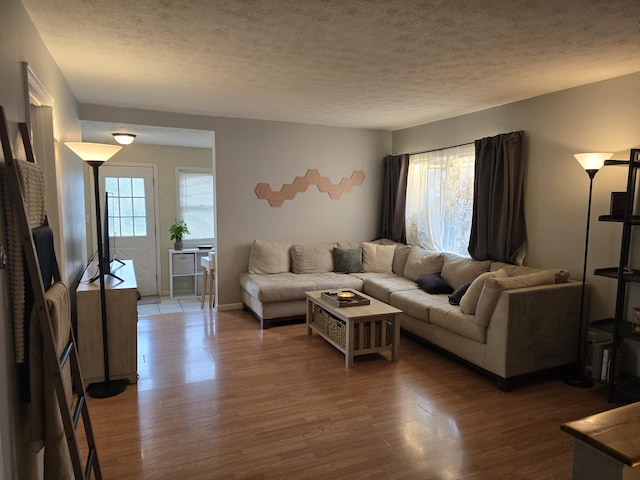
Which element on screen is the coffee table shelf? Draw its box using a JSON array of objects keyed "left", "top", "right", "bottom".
[{"left": 306, "top": 290, "right": 401, "bottom": 368}]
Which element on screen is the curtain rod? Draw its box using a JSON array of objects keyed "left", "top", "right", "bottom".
[{"left": 394, "top": 140, "right": 475, "bottom": 157}]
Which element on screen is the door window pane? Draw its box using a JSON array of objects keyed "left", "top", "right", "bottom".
[{"left": 105, "top": 176, "right": 147, "bottom": 237}]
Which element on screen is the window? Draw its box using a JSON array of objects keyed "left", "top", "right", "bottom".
[
  {"left": 177, "top": 167, "right": 214, "bottom": 242},
  {"left": 405, "top": 144, "right": 475, "bottom": 256},
  {"left": 105, "top": 176, "right": 147, "bottom": 237}
]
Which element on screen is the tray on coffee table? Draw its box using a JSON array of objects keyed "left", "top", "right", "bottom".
[{"left": 321, "top": 289, "right": 370, "bottom": 307}]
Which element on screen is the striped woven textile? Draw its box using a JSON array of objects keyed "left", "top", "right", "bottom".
[{"left": 2, "top": 159, "right": 46, "bottom": 363}]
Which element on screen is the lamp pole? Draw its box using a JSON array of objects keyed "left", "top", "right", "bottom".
[
  {"left": 563, "top": 152, "right": 612, "bottom": 388},
  {"left": 85, "top": 161, "right": 127, "bottom": 398},
  {"left": 65, "top": 142, "right": 127, "bottom": 398},
  {"left": 565, "top": 169, "right": 597, "bottom": 388}
]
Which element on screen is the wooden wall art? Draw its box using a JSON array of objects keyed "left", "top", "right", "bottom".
[{"left": 255, "top": 169, "right": 366, "bottom": 207}]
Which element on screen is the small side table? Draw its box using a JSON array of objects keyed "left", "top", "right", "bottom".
[{"left": 200, "top": 255, "right": 215, "bottom": 309}]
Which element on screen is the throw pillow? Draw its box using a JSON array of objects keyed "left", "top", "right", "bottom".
[
  {"left": 333, "top": 247, "right": 363, "bottom": 273},
  {"left": 248, "top": 239, "right": 291, "bottom": 274},
  {"left": 459, "top": 269, "right": 508, "bottom": 315},
  {"left": 448, "top": 282, "right": 471, "bottom": 306},
  {"left": 362, "top": 242, "right": 395, "bottom": 273},
  {"left": 403, "top": 247, "right": 444, "bottom": 281},
  {"left": 415, "top": 273, "right": 454, "bottom": 294}
]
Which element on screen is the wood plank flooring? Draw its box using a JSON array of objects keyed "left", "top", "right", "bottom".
[{"left": 83, "top": 309, "right": 619, "bottom": 479}]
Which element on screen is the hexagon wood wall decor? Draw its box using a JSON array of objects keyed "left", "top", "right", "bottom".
[{"left": 255, "top": 169, "right": 366, "bottom": 207}]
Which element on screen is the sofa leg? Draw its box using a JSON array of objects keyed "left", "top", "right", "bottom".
[
  {"left": 496, "top": 377, "right": 512, "bottom": 392},
  {"left": 261, "top": 318, "right": 272, "bottom": 329}
]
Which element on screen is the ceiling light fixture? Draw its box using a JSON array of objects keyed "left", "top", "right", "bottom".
[{"left": 112, "top": 133, "right": 136, "bottom": 145}]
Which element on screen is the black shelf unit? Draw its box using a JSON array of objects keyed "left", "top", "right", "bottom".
[{"left": 594, "top": 149, "right": 640, "bottom": 402}]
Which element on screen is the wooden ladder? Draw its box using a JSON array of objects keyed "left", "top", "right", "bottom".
[{"left": 0, "top": 107, "right": 102, "bottom": 479}]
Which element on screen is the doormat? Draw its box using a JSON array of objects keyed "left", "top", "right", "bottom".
[{"left": 138, "top": 296, "right": 161, "bottom": 305}]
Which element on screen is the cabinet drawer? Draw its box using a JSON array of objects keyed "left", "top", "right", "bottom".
[{"left": 172, "top": 253, "right": 194, "bottom": 275}]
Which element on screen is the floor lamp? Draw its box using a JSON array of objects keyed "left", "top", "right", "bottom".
[
  {"left": 66, "top": 142, "right": 128, "bottom": 398},
  {"left": 563, "top": 152, "right": 613, "bottom": 388}
]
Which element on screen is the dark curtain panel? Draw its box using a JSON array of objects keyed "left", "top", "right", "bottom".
[
  {"left": 379, "top": 154, "right": 410, "bottom": 243},
  {"left": 468, "top": 131, "right": 527, "bottom": 264}
]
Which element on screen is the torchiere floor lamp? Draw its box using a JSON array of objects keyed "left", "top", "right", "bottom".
[
  {"left": 66, "top": 141, "right": 128, "bottom": 398},
  {"left": 563, "top": 152, "right": 613, "bottom": 388}
]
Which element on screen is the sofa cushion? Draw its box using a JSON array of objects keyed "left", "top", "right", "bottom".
[
  {"left": 332, "top": 247, "right": 363, "bottom": 273},
  {"left": 291, "top": 243, "right": 336, "bottom": 274},
  {"left": 441, "top": 253, "right": 492, "bottom": 290},
  {"left": 415, "top": 273, "right": 454, "bottom": 294},
  {"left": 388, "top": 289, "right": 450, "bottom": 323},
  {"left": 337, "top": 241, "right": 362, "bottom": 250},
  {"left": 362, "top": 242, "right": 395, "bottom": 273},
  {"left": 459, "top": 269, "right": 508, "bottom": 315},
  {"left": 403, "top": 248, "right": 444, "bottom": 281},
  {"left": 429, "top": 304, "right": 487, "bottom": 343},
  {"left": 363, "top": 275, "right": 419, "bottom": 304},
  {"left": 448, "top": 281, "right": 471, "bottom": 306},
  {"left": 240, "top": 272, "right": 362, "bottom": 303},
  {"left": 392, "top": 244, "right": 412, "bottom": 276},
  {"left": 248, "top": 239, "right": 291, "bottom": 274}
]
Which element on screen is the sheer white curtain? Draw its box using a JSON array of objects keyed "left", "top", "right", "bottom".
[{"left": 405, "top": 144, "right": 475, "bottom": 256}]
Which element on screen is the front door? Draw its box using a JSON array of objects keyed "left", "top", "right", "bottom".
[{"left": 99, "top": 164, "right": 158, "bottom": 296}]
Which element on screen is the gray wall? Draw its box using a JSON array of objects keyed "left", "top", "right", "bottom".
[
  {"left": 392, "top": 71, "right": 640, "bottom": 324},
  {"left": 79, "top": 105, "right": 392, "bottom": 308},
  {"left": 0, "top": 0, "right": 87, "bottom": 477}
]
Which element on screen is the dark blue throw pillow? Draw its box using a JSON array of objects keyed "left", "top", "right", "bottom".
[
  {"left": 415, "top": 273, "right": 453, "bottom": 294},
  {"left": 448, "top": 281, "right": 472, "bottom": 305}
]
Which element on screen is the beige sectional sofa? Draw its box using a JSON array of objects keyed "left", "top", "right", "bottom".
[{"left": 239, "top": 239, "right": 581, "bottom": 390}]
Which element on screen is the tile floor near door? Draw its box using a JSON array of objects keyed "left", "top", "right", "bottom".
[{"left": 138, "top": 296, "right": 204, "bottom": 316}]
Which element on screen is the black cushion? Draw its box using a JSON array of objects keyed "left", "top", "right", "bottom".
[
  {"left": 333, "top": 247, "right": 363, "bottom": 273},
  {"left": 415, "top": 272, "right": 453, "bottom": 294},
  {"left": 448, "top": 281, "right": 472, "bottom": 305}
]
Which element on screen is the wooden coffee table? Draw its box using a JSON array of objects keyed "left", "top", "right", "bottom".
[{"left": 306, "top": 290, "right": 401, "bottom": 368}]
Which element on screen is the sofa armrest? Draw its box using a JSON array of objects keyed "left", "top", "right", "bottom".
[{"left": 483, "top": 281, "right": 582, "bottom": 378}]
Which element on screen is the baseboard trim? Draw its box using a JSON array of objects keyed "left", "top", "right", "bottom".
[{"left": 217, "top": 302, "right": 243, "bottom": 311}]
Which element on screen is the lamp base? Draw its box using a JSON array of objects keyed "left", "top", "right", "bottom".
[
  {"left": 562, "top": 363, "right": 594, "bottom": 388},
  {"left": 86, "top": 379, "right": 128, "bottom": 398}
]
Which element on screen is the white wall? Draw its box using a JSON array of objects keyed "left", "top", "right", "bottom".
[
  {"left": 78, "top": 105, "right": 392, "bottom": 308},
  {"left": 392, "top": 72, "right": 640, "bottom": 324},
  {"left": 0, "top": 0, "right": 86, "bottom": 478}
]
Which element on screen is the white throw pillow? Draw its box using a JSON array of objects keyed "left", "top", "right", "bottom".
[
  {"left": 248, "top": 240, "right": 291, "bottom": 274},
  {"left": 362, "top": 242, "right": 395, "bottom": 273},
  {"left": 459, "top": 269, "right": 508, "bottom": 315}
]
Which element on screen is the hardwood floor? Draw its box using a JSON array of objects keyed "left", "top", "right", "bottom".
[{"left": 83, "top": 309, "right": 619, "bottom": 479}]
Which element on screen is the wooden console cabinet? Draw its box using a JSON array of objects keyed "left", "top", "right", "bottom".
[{"left": 76, "top": 259, "right": 138, "bottom": 385}]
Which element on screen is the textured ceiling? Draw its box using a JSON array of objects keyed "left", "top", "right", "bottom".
[{"left": 21, "top": 0, "right": 640, "bottom": 134}]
